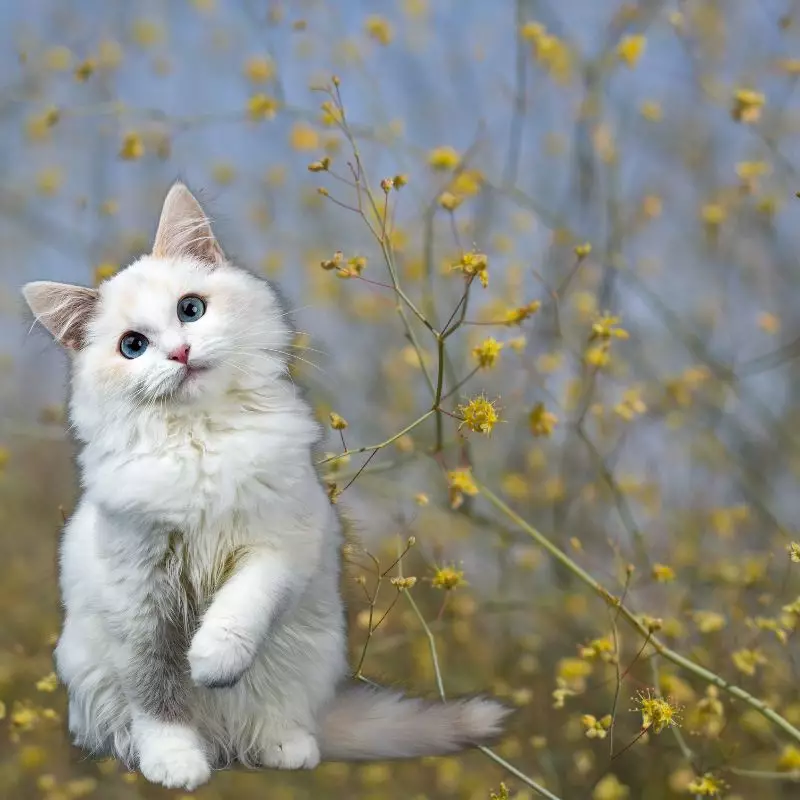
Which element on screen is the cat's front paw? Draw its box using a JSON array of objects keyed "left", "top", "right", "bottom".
[
  {"left": 137, "top": 722, "right": 211, "bottom": 790},
  {"left": 188, "top": 622, "right": 256, "bottom": 688}
]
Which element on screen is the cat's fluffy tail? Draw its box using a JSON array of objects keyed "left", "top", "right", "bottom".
[{"left": 318, "top": 684, "right": 510, "bottom": 761}]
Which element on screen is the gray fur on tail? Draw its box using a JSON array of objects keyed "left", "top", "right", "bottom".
[{"left": 318, "top": 685, "right": 510, "bottom": 761}]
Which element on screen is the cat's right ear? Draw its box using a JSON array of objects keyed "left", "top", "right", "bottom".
[{"left": 22, "top": 281, "right": 99, "bottom": 350}]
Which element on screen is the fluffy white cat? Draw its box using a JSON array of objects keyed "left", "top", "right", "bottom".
[{"left": 21, "top": 183, "right": 508, "bottom": 791}]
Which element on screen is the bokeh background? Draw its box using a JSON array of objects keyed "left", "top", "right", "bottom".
[{"left": 3, "top": 0, "right": 800, "bottom": 798}]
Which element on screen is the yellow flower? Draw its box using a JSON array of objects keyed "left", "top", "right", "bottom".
[
  {"left": 616, "top": 35, "right": 646, "bottom": 67},
  {"left": 489, "top": 783, "right": 510, "bottom": 800},
  {"left": 390, "top": 576, "right": 417, "bottom": 590},
  {"left": 35, "top": 672, "right": 58, "bottom": 693},
  {"left": 364, "top": 15, "right": 393, "bottom": 45},
  {"left": 529, "top": 403, "right": 558, "bottom": 437},
  {"left": 590, "top": 312, "right": 629, "bottom": 342},
  {"left": 131, "top": 18, "right": 164, "bottom": 48},
  {"left": 289, "top": 122, "right": 320, "bottom": 151},
  {"left": 211, "top": 162, "right": 236, "bottom": 185},
  {"left": 687, "top": 773, "right": 727, "bottom": 796},
  {"left": 44, "top": 46, "right": 73, "bottom": 71},
  {"left": 651, "top": 564, "right": 675, "bottom": 583},
  {"left": 431, "top": 564, "right": 466, "bottom": 591},
  {"left": 248, "top": 93, "right": 278, "bottom": 121},
  {"left": 632, "top": 689, "right": 681, "bottom": 733},
  {"left": 450, "top": 169, "right": 483, "bottom": 196},
  {"left": 692, "top": 610, "right": 726, "bottom": 634},
  {"left": 640, "top": 100, "right": 662, "bottom": 121},
  {"left": 428, "top": 146, "right": 460, "bottom": 171},
  {"left": 731, "top": 88, "right": 765, "bottom": 123},
  {"left": 438, "top": 191, "right": 462, "bottom": 211},
  {"left": 74, "top": 58, "right": 96, "bottom": 82},
  {"left": 504, "top": 300, "right": 541, "bottom": 325},
  {"left": 458, "top": 395, "right": 500, "bottom": 435},
  {"left": 582, "top": 713, "right": 613, "bottom": 739},
  {"left": 448, "top": 468, "right": 478, "bottom": 496},
  {"left": 557, "top": 657, "right": 592, "bottom": 692},
  {"left": 592, "top": 774, "right": 629, "bottom": 800},
  {"left": 328, "top": 412, "right": 348, "bottom": 430},
  {"left": 35, "top": 167, "right": 63, "bottom": 196},
  {"left": 243, "top": 55, "right": 275, "bottom": 83},
  {"left": 778, "top": 744, "right": 800, "bottom": 772},
  {"left": 472, "top": 338, "right": 503, "bottom": 368},
  {"left": 25, "top": 106, "right": 61, "bottom": 142},
  {"left": 119, "top": 132, "right": 144, "bottom": 160},
  {"left": 451, "top": 251, "right": 489, "bottom": 287},
  {"left": 788, "top": 542, "right": 800, "bottom": 562},
  {"left": 98, "top": 39, "right": 124, "bottom": 70},
  {"left": 579, "top": 637, "right": 615, "bottom": 662},
  {"left": 731, "top": 648, "right": 767, "bottom": 676},
  {"left": 574, "top": 242, "right": 592, "bottom": 258},
  {"left": 93, "top": 263, "right": 118, "bottom": 285}
]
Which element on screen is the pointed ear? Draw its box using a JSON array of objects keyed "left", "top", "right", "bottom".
[
  {"left": 152, "top": 182, "right": 225, "bottom": 265},
  {"left": 22, "top": 281, "right": 99, "bottom": 350}
]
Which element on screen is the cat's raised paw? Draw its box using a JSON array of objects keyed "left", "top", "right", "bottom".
[
  {"left": 259, "top": 729, "right": 320, "bottom": 770},
  {"left": 188, "top": 622, "right": 255, "bottom": 688}
]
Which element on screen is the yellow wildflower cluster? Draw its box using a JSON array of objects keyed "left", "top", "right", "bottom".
[
  {"left": 632, "top": 689, "right": 681, "bottom": 734},
  {"left": 581, "top": 713, "right": 613, "bottom": 739},
  {"left": 451, "top": 251, "right": 489, "bottom": 287},
  {"left": 616, "top": 35, "right": 646, "bottom": 67},
  {"left": 448, "top": 467, "right": 478, "bottom": 509},
  {"left": 472, "top": 337, "right": 503, "bottom": 369},
  {"left": 731, "top": 88, "right": 765, "bottom": 123},
  {"left": 529, "top": 403, "right": 558, "bottom": 437},
  {"left": 248, "top": 93, "right": 278, "bottom": 121},
  {"left": 458, "top": 395, "right": 500, "bottom": 436},
  {"left": 504, "top": 300, "right": 541, "bottom": 325},
  {"left": 431, "top": 564, "right": 466, "bottom": 591},
  {"left": 521, "top": 21, "right": 572, "bottom": 83},
  {"left": 428, "top": 145, "right": 460, "bottom": 171},
  {"left": 687, "top": 773, "right": 727, "bottom": 796}
]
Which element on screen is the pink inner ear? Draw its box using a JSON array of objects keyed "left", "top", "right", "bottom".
[
  {"left": 23, "top": 281, "right": 99, "bottom": 349},
  {"left": 152, "top": 183, "right": 225, "bottom": 265}
]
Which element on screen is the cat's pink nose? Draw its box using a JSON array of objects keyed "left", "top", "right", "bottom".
[{"left": 168, "top": 344, "right": 191, "bottom": 364}]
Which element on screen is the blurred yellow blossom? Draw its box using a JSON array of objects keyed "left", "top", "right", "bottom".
[
  {"left": 472, "top": 337, "right": 503, "bottom": 368},
  {"left": 529, "top": 403, "right": 558, "bottom": 437},
  {"left": 731, "top": 88, "right": 765, "bottom": 123},
  {"left": 243, "top": 55, "right": 275, "bottom": 83},
  {"left": 687, "top": 773, "right": 727, "bottom": 796},
  {"left": 428, "top": 146, "right": 460, "bottom": 170},
  {"left": 365, "top": 15, "right": 393, "bottom": 45},
  {"left": 248, "top": 94, "right": 278, "bottom": 121},
  {"left": 119, "top": 132, "right": 144, "bottom": 160},
  {"left": 616, "top": 35, "right": 646, "bottom": 67}
]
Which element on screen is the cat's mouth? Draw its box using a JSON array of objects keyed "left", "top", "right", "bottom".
[{"left": 176, "top": 362, "right": 211, "bottom": 387}]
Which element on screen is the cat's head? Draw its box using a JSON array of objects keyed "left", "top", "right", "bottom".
[{"left": 22, "top": 183, "right": 293, "bottom": 414}]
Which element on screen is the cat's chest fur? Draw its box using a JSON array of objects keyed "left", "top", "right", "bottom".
[{"left": 84, "top": 401, "right": 311, "bottom": 532}]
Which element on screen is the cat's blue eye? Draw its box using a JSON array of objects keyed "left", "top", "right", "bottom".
[
  {"left": 177, "top": 295, "right": 206, "bottom": 323},
  {"left": 119, "top": 332, "right": 149, "bottom": 359}
]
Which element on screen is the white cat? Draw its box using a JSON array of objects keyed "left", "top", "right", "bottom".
[{"left": 21, "top": 183, "right": 508, "bottom": 791}]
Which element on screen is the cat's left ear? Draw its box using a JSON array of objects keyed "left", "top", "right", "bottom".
[
  {"left": 152, "top": 182, "right": 225, "bottom": 266},
  {"left": 22, "top": 281, "right": 99, "bottom": 350}
]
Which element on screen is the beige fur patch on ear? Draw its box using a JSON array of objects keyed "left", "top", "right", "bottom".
[
  {"left": 152, "top": 182, "right": 225, "bottom": 265},
  {"left": 22, "top": 281, "right": 99, "bottom": 350}
]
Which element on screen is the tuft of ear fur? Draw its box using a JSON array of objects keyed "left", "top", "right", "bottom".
[
  {"left": 152, "top": 182, "right": 225, "bottom": 265},
  {"left": 22, "top": 281, "right": 99, "bottom": 350}
]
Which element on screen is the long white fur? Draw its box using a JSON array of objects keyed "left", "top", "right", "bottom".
[{"left": 25, "top": 183, "right": 509, "bottom": 791}]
